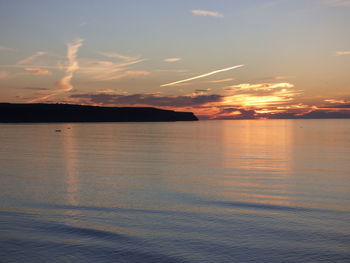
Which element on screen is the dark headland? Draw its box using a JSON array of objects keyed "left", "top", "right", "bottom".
[{"left": 0, "top": 103, "right": 198, "bottom": 122}]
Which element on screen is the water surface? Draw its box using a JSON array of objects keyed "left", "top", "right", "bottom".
[{"left": 1, "top": 120, "right": 349, "bottom": 262}]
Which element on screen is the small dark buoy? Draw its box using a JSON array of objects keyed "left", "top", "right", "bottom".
[{"left": 55, "top": 129, "right": 61, "bottom": 132}]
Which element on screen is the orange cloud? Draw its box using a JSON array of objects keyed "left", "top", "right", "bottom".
[
  {"left": 222, "top": 82, "right": 298, "bottom": 108},
  {"left": 28, "top": 38, "right": 84, "bottom": 103},
  {"left": 164, "top": 58, "right": 182, "bottom": 63},
  {"left": 24, "top": 67, "right": 51, "bottom": 75},
  {"left": 99, "top": 52, "right": 140, "bottom": 61},
  {"left": 78, "top": 57, "right": 147, "bottom": 81},
  {"left": 16, "top": 51, "right": 48, "bottom": 65},
  {"left": 191, "top": 9, "right": 223, "bottom": 18},
  {"left": 324, "top": 99, "right": 350, "bottom": 104},
  {"left": 209, "top": 78, "right": 235, "bottom": 83},
  {"left": 335, "top": 51, "right": 350, "bottom": 56},
  {"left": 227, "top": 82, "right": 294, "bottom": 91}
]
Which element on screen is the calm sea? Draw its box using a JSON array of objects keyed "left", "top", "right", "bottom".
[{"left": 1, "top": 120, "right": 349, "bottom": 262}]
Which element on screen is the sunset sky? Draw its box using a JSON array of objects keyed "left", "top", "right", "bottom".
[{"left": 0, "top": 0, "right": 349, "bottom": 119}]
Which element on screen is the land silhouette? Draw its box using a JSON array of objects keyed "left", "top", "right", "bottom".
[{"left": 0, "top": 103, "right": 198, "bottom": 122}]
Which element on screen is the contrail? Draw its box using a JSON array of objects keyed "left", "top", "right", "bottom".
[{"left": 160, "top": 64, "right": 244, "bottom": 87}]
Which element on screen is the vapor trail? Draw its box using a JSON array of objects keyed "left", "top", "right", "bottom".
[{"left": 160, "top": 65, "right": 244, "bottom": 87}]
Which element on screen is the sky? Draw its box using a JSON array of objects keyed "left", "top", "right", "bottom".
[{"left": 0, "top": 0, "right": 349, "bottom": 119}]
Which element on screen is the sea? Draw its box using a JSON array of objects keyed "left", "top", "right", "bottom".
[{"left": 0, "top": 119, "right": 349, "bottom": 263}]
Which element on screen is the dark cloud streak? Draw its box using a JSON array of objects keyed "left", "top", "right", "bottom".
[{"left": 70, "top": 93, "right": 223, "bottom": 107}]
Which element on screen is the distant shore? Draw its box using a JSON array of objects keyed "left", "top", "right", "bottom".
[{"left": 0, "top": 103, "right": 198, "bottom": 123}]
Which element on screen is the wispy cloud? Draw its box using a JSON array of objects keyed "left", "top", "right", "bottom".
[
  {"left": 24, "top": 67, "right": 51, "bottom": 76},
  {"left": 16, "top": 51, "right": 48, "bottom": 65},
  {"left": 164, "top": 58, "right": 182, "bottom": 63},
  {"left": 56, "top": 38, "right": 84, "bottom": 92},
  {"left": 191, "top": 9, "right": 223, "bottom": 18},
  {"left": 29, "top": 38, "right": 84, "bottom": 103},
  {"left": 0, "top": 45, "right": 16, "bottom": 52},
  {"left": 116, "top": 70, "right": 150, "bottom": 79},
  {"left": 274, "top": 76, "right": 293, "bottom": 80},
  {"left": 336, "top": 51, "right": 350, "bottom": 56},
  {"left": 324, "top": 99, "right": 350, "bottom": 104},
  {"left": 22, "top": 87, "right": 50, "bottom": 91},
  {"left": 209, "top": 78, "right": 235, "bottom": 83},
  {"left": 161, "top": 65, "right": 244, "bottom": 87},
  {"left": 99, "top": 52, "right": 139, "bottom": 61},
  {"left": 227, "top": 82, "right": 294, "bottom": 91},
  {"left": 156, "top": 69, "right": 188, "bottom": 73},
  {"left": 78, "top": 57, "right": 148, "bottom": 81}
]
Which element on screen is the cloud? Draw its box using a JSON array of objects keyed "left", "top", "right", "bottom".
[
  {"left": 322, "top": 99, "right": 350, "bottom": 108},
  {"left": 191, "top": 9, "right": 223, "bottom": 18},
  {"left": 22, "top": 87, "right": 50, "bottom": 90},
  {"left": 0, "top": 45, "right": 16, "bottom": 51},
  {"left": 99, "top": 52, "right": 139, "bottom": 61},
  {"left": 56, "top": 38, "right": 84, "bottom": 92},
  {"left": 28, "top": 38, "right": 84, "bottom": 103},
  {"left": 194, "top": 88, "right": 211, "bottom": 94},
  {"left": 78, "top": 58, "right": 148, "bottom": 81},
  {"left": 156, "top": 69, "right": 188, "bottom": 73},
  {"left": 24, "top": 67, "right": 51, "bottom": 76},
  {"left": 222, "top": 93, "right": 295, "bottom": 107},
  {"left": 68, "top": 80, "right": 298, "bottom": 117},
  {"left": 321, "top": 104, "right": 350, "bottom": 108},
  {"left": 3, "top": 48, "right": 147, "bottom": 83},
  {"left": 274, "top": 76, "right": 293, "bottom": 80},
  {"left": 70, "top": 92, "right": 223, "bottom": 107},
  {"left": 222, "top": 82, "right": 298, "bottom": 107},
  {"left": 209, "top": 78, "right": 235, "bottom": 83},
  {"left": 336, "top": 51, "right": 350, "bottom": 56},
  {"left": 78, "top": 49, "right": 148, "bottom": 81},
  {"left": 324, "top": 99, "right": 350, "bottom": 104},
  {"left": 216, "top": 108, "right": 257, "bottom": 119},
  {"left": 16, "top": 51, "right": 48, "bottom": 65},
  {"left": 28, "top": 94, "right": 55, "bottom": 103},
  {"left": 64, "top": 86, "right": 350, "bottom": 120},
  {"left": 164, "top": 58, "right": 182, "bottom": 63},
  {"left": 297, "top": 110, "right": 350, "bottom": 118},
  {"left": 161, "top": 65, "right": 244, "bottom": 87},
  {"left": 227, "top": 82, "right": 294, "bottom": 91},
  {"left": 117, "top": 70, "right": 150, "bottom": 79}
]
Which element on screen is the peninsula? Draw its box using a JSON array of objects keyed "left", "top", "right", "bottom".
[{"left": 0, "top": 103, "right": 198, "bottom": 122}]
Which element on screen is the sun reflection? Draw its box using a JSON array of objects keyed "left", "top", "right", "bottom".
[
  {"left": 217, "top": 120, "right": 298, "bottom": 208},
  {"left": 61, "top": 124, "right": 80, "bottom": 217}
]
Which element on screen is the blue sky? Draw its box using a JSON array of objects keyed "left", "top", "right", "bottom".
[{"left": 0, "top": 0, "right": 349, "bottom": 118}]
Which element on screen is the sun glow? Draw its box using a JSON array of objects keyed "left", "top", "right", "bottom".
[{"left": 222, "top": 94, "right": 294, "bottom": 107}]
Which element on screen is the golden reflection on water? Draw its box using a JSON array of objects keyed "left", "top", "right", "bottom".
[
  {"left": 218, "top": 120, "right": 297, "bottom": 208},
  {"left": 221, "top": 120, "right": 293, "bottom": 172}
]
